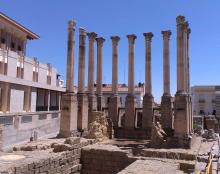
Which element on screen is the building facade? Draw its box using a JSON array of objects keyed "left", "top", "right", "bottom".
[
  {"left": 0, "top": 13, "right": 65, "bottom": 150},
  {"left": 100, "top": 84, "right": 144, "bottom": 108},
  {"left": 191, "top": 86, "right": 220, "bottom": 117}
]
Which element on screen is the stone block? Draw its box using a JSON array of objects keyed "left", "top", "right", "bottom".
[
  {"left": 142, "top": 94, "right": 154, "bottom": 130},
  {"left": 77, "top": 93, "right": 88, "bottom": 131},
  {"left": 59, "top": 92, "right": 78, "bottom": 137},
  {"left": 124, "top": 95, "right": 136, "bottom": 129},
  {"left": 108, "top": 95, "right": 120, "bottom": 127},
  {"left": 174, "top": 93, "right": 191, "bottom": 137},
  {"left": 161, "top": 95, "right": 173, "bottom": 132}
]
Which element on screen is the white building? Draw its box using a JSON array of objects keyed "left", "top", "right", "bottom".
[
  {"left": 191, "top": 86, "right": 220, "bottom": 117},
  {"left": 0, "top": 12, "right": 65, "bottom": 150},
  {"left": 101, "top": 84, "right": 145, "bottom": 108}
]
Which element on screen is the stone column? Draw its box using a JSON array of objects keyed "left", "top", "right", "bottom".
[
  {"left": 124, "top": 34, "right": 137, "bottom": 130},
  {"left": 1, "top": 82, "right": 10, "bottom": 113},
  {"left": 66, "top": 20, "right": 75, "bottom": 93},
  {"left": 187, "top": 28, "right": 193, "bottom": 133},
  {"left": 142, "top": 32, "right": 154, "bottom": 134},
  {"left": 87, "top": 32, "right": 97, "bottom": 123},
  {"left": 109, "top": 36, "right": 120, "bottom": 127},
  {"left": 174, "top": 16, "right": 191, "bottom": 143},
  {"left": 161, "top": 30, "right": 173, "bottom": 133},
  {"left": 96, "top": 37, "right": 105, "bottom": 111},
  {"left": 78, "top": 28, "right": 86, "bottom": 94},
  {"left": 77, "top": 28, "right": 88, "bottom": 134},
  {"left": 176, "top": 16, "right": 185, "bottom": 93},
  {"left": 60, "top": 20, "right": 78, "bottom": 137}
]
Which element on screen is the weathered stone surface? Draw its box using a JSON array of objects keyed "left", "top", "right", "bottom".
[
  {"left": 86, "top": 111, "right": 109, "bottom": 142},
  {"left": 150, "top": 122, "right": 167, "bottom": 148},
  {"left": 64, "top": 137, "right": 80, "bottom": 145},
  {"left": 53, "top": 143, "right": 72, "bottom": 152}
]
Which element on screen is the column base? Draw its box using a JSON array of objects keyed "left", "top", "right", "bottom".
[
  {"left": 142, "top": 93, "right": 154, "bottom": 130},
  {"left": 108, "top": 95, "right": 120, "bottom": 128},
  {"left": 97, "top": 94, "right": 104, "bottom": 111},
  {"left": 174, "top": 92, "right": 191, "bottom": 137},
  {"left": 161, "top": 94, "right": 173, "bottom": 131},
  {"left": 88, "top": 94, "right": 97, "bottom": 111},
  {"left": 59, "top": 92, "right": 78, "bottom": 138},
  {"left": 124, "top": 94, "right": 136, "bottom": 129},
  {"left": 88, "top": 94, "right": 97, "bottom": 124},
  {"left": 77, "top": 93, "right": 88, "bottom": 131}
]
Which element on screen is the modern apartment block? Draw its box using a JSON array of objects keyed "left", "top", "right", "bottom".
[{"left": 0, "top": 12, "right": 65, "bottom": 150}]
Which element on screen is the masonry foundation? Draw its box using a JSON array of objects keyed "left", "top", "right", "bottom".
[
  {"left": 142, "top": 94, "right": 154, "bottom": 132},
  {"left": 161, "top": 95, "right": 173, "bottom": 135},
  {"left": 77, "top": 93, "right": 88, "bottom": 136},
  {"left": 59, "top": 93, "right": 78, "bottom": 137},
  {"left": 108, "top": 95, "right": 120, "bottom": 128}
]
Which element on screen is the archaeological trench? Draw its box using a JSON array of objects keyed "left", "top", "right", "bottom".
[{"left": 0, "top": 16, "right": 219, "bottom": 174}]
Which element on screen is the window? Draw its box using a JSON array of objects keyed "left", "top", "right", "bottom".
[
  {"left": 10, "top": 42, "right": 15, "bottom": 51},
  {"left": 0, "top": 47, "right": 8, "bottom": 75},
  {"left": 1, "top": 38, "right": 5, "bottom": 44},
  {"left": 50, "top": 91, "right": 59, "bottom": 111},
  {"left": 18, "top": 45, "right": 22, "bottom": 51},
  {"left": 47, "top": 64, "right": 52, "bottom": 85},
  {"left": 33, "top": 58, "right": 39, "bottom": 82},
  {"left": 17, "top": 56, "right": 24, "bottom": 79},
  {"left": 199, "top": 94, "right": 205, "bottom": 103},
  {"left": 36, "top": 89, "right": 48, "bottom": 111}
]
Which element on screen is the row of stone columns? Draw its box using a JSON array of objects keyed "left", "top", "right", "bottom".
[{"left": 60, "top": 16, "right": 192, "bottom": 140}]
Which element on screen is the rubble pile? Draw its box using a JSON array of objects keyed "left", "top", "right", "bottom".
[{"left": 86, "top": 111, "right": 109, "bottom": 142}]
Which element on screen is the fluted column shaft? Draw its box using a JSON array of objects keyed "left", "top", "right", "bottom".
[
  {"left": 176, "top": 16, "right": 185, "bottom": 92},
  {"left": 87, "top": 32, "right": 97, "bottom": 95},
  {"left": 162, "top": 30, "right": 172, "bottom": 95},
  {"left": 143, "top": 32, "right": 153, "bottom": 95},
  {"left": 96, "top": 37, "right": 105, "bottom": 96},
  {"left": 127, "top": 34, "right": 136, "bottom": 95},
  {"left": 78, "top": 28, "right": 86, "bottom": 93},
  {"left": 111, "top": 36, "right": 120, "bottom": 95},
  {"left": 66, "top": 20, "right": 76, "bottom": 93}
]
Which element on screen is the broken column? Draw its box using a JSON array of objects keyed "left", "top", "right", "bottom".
[
  {"left": 60, "top": 20, "right": 78, "bottom": 137},
  {"left": 77, "top": 27, "right": 88, "bottom": 134},
  {"left": 124, "top": 34, "right": 137, "bottom": 129},
  {"left": 142, "top": 32, "right": 154, "bottom": 133},
  {"left": 174, "top": 16, "right": 192, "bottom": 144},
  {"left": 109, "top": 36, "right": 121, "bottom": 128},
  {"left": 96, "top": 37, "right": 105, "bottom": 111},
  {"left": 87, "top": 32, "right": 97, "bottom": 123},
  {"left": 161, "top": 30, "right": 173, "bottom": 133}
]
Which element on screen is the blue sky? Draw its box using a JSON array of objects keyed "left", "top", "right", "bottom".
[{"left": 1, "top": 0, "right": 220, "bottom": 102}]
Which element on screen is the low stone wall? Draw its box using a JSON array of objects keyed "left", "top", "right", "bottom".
[
  {"left": 0, "top": 138, "right": 95, "bottom": 174},
  {"left": 81, "top": 144, "right": 136, "bottom": 174}
]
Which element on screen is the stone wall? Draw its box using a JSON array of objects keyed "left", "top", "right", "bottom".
[
  {"left": 0, "top": 112, "right": 60, "bottom": 151},
  {"left": 81, "top": 144, "right": 136, "bottom": 174},
  {"left": 0, "top": 138, "right": 95, "bottom": 174}
]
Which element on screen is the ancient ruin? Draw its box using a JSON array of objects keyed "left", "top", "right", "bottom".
[{"left": 1, "top": 14, "right": 219, "bottom": 174}]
